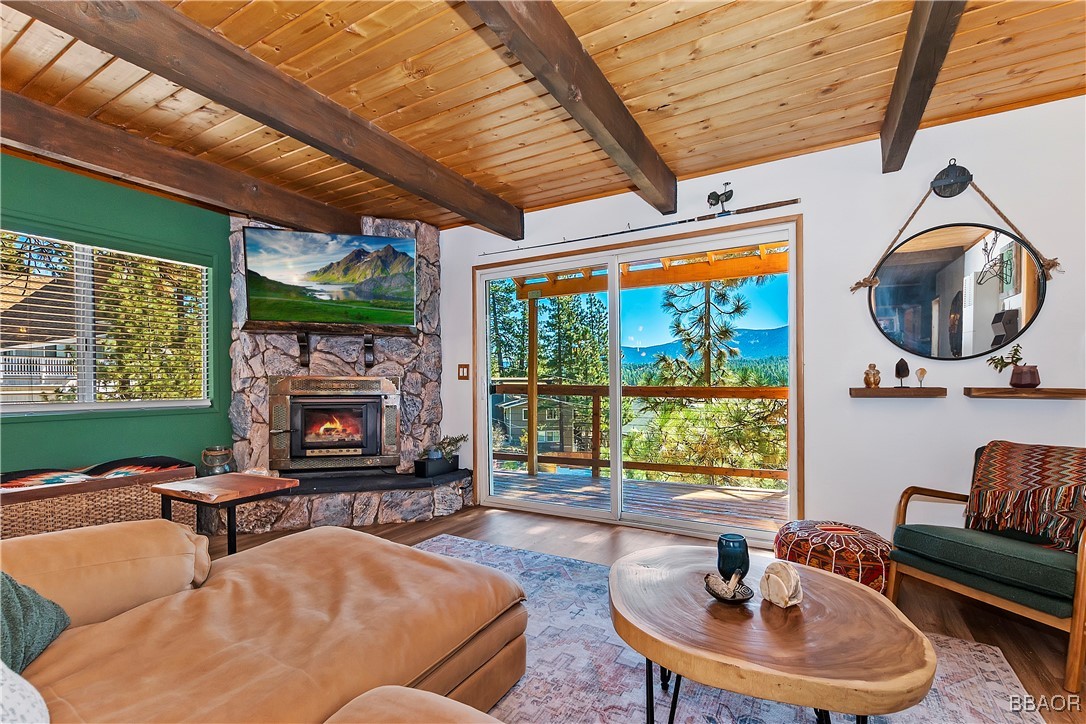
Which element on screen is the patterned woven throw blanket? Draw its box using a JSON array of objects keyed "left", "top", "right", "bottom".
[
  {"left": 965, "top": 440, "right": 1086, "bottom": 552},
  {"left": 0, "top": 456, "right": 191, "bottom": 489}
]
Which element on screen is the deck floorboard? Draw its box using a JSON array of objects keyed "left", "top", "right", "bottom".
[{"left": 490, "top": 469, "right": 788, "bottom": 532}]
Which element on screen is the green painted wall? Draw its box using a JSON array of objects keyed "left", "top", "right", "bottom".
[{"left": 0, "top": 155, "right": 233, "bottom": 470}]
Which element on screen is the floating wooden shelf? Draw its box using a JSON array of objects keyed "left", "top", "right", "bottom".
[
  {"left": 963, "top": 387, "right": 1086, "bottom": 400},
  {"left": 849, "top": 387, "right": 947, "bottom": 398}
]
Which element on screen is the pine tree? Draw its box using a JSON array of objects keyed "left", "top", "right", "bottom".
[
  {"left": 659, "top": 279, "right": 750, "bottom": 386},
  {"left": 486, "top": 279, "right": 528, "bottom": 379},
  {"left": 539, "top": 294, "right": 608, "bottom": 384}
]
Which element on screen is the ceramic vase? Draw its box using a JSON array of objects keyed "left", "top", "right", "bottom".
[
  {"left": 717, "top": 533, "right": 750, "bottom": 581},
  {"left": 1009, "top": 364, "right": 1041, "bottom": 388}
]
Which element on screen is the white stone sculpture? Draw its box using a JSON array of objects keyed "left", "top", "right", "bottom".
[{"left": 760, "top": 561, "right": 803, "bottom": 608}]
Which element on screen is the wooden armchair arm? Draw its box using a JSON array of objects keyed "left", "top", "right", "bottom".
[{"left": 894, "top": 486, "right": 970, "bottom": 529}]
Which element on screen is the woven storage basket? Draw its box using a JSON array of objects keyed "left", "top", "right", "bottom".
[{"left": 0, "top": 468, "right": 197, "bottom": 538}]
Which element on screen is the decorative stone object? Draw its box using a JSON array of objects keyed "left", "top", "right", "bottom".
[
  {"left": 915, "top": 368, "right": 927, "bottom": 388},
  {"left": 863, "top": 363, "right": 881, "bottom": 388},
  {"left": 894, "top": 358, "right": 910, "bottom": 387},
  {"left": 759, "top": 561, "right": 803, "bottom": 609}
]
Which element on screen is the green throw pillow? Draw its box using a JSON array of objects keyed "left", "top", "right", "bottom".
[{"left": 0, "top": 572, "right": 70, "bottom": 674}]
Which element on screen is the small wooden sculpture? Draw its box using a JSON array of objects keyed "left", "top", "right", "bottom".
[
  {"left": 863, "top": 364, "right": 881, "bottom": 388},
  {"left": 895, "top": 358, "right": 910, "bottom": 387},
  {"left": 759, "top": 561, "right": 803, "bottom": 609}
]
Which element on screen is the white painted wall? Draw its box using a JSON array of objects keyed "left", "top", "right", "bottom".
[{"left": 439, "top": 97, "right": 1086, "bottom": 537}]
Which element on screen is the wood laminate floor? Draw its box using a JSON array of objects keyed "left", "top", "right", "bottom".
[{"left": 211, "top": 506, "right": 1079, "bottom": 724}]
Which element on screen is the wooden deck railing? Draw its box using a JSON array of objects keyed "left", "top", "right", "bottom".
[{"left": 490, "top": 382, "right": 787, "bottom": 481}]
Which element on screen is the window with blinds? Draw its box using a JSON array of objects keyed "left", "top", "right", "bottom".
[{"left": 1, "top": 230, "right": 210, "bottom": 411}]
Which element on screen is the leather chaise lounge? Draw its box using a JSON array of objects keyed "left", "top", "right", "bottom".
[{"left": 0, "top": 519, "right": 527, "bottom": 722}]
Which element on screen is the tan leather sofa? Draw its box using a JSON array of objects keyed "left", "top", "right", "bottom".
[{"left": 0, "top": 519, "right": 527, "bottom": 722}]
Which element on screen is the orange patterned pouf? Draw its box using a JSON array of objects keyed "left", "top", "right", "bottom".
[{"left": 774, "top": 520, "right": 893, "bottom": 594}]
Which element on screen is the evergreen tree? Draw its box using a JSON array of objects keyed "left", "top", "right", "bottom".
[
  {"left": 659, "top": 279, "right": 750, "bottom": 386},
  {"left": 487, "top": 279, "right": 528, "bottom": 379},
  {"left": 538, "top": 293, "right": 607, "bottom": 384}
]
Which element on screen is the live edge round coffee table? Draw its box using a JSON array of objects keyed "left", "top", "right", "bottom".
[{"left": 609, "top": 546, "right": 936, "bottom": 724}]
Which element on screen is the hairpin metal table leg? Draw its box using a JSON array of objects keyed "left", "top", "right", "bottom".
[
  {"left": 814, "top": 709, "right": 831, "bottom": 723},
  {"left": 645, "top": 658, "right": 655, "bottom": 724},
  {"left": 667, "top": 673, "right": 682, "bottom": 724}
]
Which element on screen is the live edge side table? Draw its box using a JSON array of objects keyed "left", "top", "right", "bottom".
[{"left": 151, "top": 472, "right": 299, "bottom": 554}]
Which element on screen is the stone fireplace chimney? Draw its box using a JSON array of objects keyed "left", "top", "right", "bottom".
[{"left": 226, "top": 215, "right": 442, "bottom": 474}]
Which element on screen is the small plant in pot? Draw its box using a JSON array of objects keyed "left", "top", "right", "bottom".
[
  {"left": 415, "top": 434, "right": 468, "bottom": 477},
  {"left": 986, "top": 344, "right": 1040, "bottom": 388}
]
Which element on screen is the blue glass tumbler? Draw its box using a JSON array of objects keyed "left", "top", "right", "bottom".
[{"left": 716, "top": 533, "right": 750, "bottom": 581}]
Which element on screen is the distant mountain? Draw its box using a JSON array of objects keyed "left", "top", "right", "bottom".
[
  {"left": 304, "top": 244, "right": 414, "bottom": 284},
  {"left": 621, "top": 326, "right": 788, "bottom": 362}
]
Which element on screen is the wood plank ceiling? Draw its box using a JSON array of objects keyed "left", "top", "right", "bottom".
[{"left": 2, "top": 1, "right": 1083, "bottom": 232}]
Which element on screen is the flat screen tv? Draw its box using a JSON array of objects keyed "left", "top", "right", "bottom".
[{"left": 242, "top": 227, "right": 416, "bottom": 331}]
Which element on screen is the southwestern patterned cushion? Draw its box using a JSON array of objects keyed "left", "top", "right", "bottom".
[
  {"left": 964, "top": 440, "right": 1086, "bottom": 553},
  {"left": 0, "top": 456, "right": 192, "bottom": 489}
]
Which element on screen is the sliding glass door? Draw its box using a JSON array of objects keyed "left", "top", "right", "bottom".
[
  {"left": 477, "top": 222, "right": 798, "bottom": 539},
  {"left": 484, "top": 262, "right": 613, "bottom": 517},
  {"left": 616, "top": 243, "right": 791, "bottom": 536}
]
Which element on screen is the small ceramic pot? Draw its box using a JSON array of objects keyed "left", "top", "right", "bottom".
[
  {"left": 1009, "top": 364, "right": 1041, "bottom": 388},
  {"left": 716, "top": 533, "right": 750, "bottom": 581}
]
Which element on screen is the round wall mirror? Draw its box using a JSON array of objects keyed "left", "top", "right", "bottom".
[{"left": 869, "top": 223, "right": 1046, "bottom": 360}]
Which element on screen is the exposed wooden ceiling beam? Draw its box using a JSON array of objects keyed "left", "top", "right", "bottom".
[
  {"left": 7, "top": 1, "right": 524, "bottom": 240},
  {"left": 880, "top": 0, "right": 967, "bottom": 173},
  {"left": 467, "top": 0, "right": 677, "bottom": 215},
  {"left": 0, "top": 91, "right": 360, "bottom": 233}
]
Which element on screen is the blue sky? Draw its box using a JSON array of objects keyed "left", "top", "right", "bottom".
[
  {"left": 244, "top": 228, "right": 415, "bottom": 286},
  {"left": 621, "top": 274, "right": 789, "bottom": 347}
]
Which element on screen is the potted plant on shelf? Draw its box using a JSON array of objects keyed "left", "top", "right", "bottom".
[
  {"left": 414, "top": 434, "right": 468, "bottom": 477},
  {"left": 986, "top": 344, "right": 1040, "bottom": 388}
]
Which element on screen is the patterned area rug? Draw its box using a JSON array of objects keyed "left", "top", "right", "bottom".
[{"left": 415, "top": 535, "right": 1042, "bottom": 724}]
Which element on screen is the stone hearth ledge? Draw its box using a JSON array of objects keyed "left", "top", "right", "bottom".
[{"left": 208, "top": 471, "right": 474, "bottom": 534}]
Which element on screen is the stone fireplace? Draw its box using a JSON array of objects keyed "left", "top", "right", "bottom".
[{"left": 216, "top": 215, "right": 471, "bottom": 534}]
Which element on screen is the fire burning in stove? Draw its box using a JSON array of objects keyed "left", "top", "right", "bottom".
[{"left": 303, "top": 411, "right": 362, "bottom": 444}]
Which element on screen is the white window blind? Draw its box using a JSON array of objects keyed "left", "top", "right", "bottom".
[{"left": 1, "top": 230, "right": 210, "bottom": 412}]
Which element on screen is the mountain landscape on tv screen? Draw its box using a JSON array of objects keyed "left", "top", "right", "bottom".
[
  {"left": 304, "top": 244, "right": 414, "bottom": 283},
  {"left": 245, "top": 231, "right": 416, "bottom": 326}
]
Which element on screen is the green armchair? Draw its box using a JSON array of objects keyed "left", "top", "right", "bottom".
[{"left": 886, "top": 441, "right": 1086, "bottom": 693}]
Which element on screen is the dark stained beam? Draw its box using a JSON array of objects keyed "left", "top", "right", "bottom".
[
  {"left": 467, "top": 0, "right": 676, "bottom": 214},
  {"left": 7, "top": 1, "right": 524, "bottom": 240},
  {"left": 0, "top": 91, "right": 360, "bottom": 233},
  {"left": 880, "top": 0, "right": 967, "bottom": 173}
]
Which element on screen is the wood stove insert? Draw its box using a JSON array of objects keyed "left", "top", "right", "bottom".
[{"left": 269, "top": 376, "right": 400, "bottom": 471}]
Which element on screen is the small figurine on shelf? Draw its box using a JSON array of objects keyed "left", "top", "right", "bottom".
[
  {"left": 863, "top": 364, "right": 881, "bottom": 388},
  {"left": 895, "top": 358, "right": 910, "bottom": 388},
  {"left": 916, "top": 368, "right": 927, "bottom": 388}
]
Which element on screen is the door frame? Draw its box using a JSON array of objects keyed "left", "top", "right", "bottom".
[{"left": 471, "top": 214, "right": 804, "bottom": 543}]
